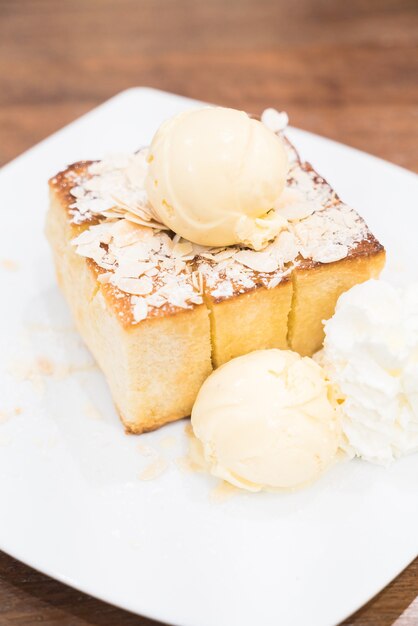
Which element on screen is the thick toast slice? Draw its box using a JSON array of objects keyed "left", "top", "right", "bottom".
[
  {"left": 46, "top": 127, "right": 384, "bottom": 433},
  {"left": 46, "top": 163, "right": 213, "bottom": 433}
]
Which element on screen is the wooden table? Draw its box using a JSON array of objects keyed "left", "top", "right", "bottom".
[{"left": 0, "top": 0, "right": 417, "bottom": 624}]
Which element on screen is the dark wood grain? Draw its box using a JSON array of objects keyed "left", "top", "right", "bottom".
[
  {"left": 1, "top": 0, "right": 418, "bottom": 170},
  {"left": 0, "top": 0, "right": 417, "bottom": 624}
]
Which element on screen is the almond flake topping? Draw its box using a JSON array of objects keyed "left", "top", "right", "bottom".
[
  {"left": 132, "top": 297, "right": 148, "bottom": 322},
  {"left": 261, "top": 108, "right": 289, "bottom": 133},
  {"left": 65, "top": 109, "right": 370, "bottom": 320},
  {"left": 69, "top": 149, "right": 167, "bottom": 230},
  {"left": 234, "top": 250, "right": 279, "bottom": 273}
]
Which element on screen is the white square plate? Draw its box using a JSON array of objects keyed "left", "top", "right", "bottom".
[{"left": 0, "top": 88, "right": 417, "bottom": 626}]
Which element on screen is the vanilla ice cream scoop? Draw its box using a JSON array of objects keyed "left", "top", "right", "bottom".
[
  {"left": 145, "top": 107, "right": 289, "bottom": 250},
  {"left": 191, "top": 349, "right": 340, "bottom": 492}
]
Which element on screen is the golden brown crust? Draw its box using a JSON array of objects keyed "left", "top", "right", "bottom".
[
  {"left": 86, "top": 260, "right": 204, "bottom": 329},
  {"left": 50, "top": 161, "right": 96, "bottom": 221},
  {"left": 297, "top": 233, "right": 384, "bottom": 272}
]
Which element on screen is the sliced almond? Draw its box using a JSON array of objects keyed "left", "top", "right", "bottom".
[
  {"left": 261, "top": 108, "right": 289, "bottom": 132},
  {"left": 132, "top": 297, "right": 148, "bottom": 322},
  {"left": 116, "top": 260, "right": 152, "bottom": 278},
  {"left": 146, "top": 293, "right": 167, "bottom": 308},
  {"left": 268, "top": 275, "right": 283, "bottom": 289},
  {"left": 110, "top": 220, "right": 147, "bottom": 247},
  {"left": 173, "top": 241, "right": 194, "bottom": 257},
  {"left": 312, "top": 244, "right": 349, "bottom": 264},
  {"left": 234, "top": 250, "right": 279, "bottom": 273},
  {"left": 97, "top": 272, "right": 112, "bottom": 284},
  {"left": 114, "top": 276, "right": 153, "bottom": 295}
]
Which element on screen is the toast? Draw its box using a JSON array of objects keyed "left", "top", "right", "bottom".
[{"left": 46, "top": 124, "right": 385, "bottom": 432}]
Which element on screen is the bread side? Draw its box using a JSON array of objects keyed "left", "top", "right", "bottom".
[
  {"left": 204, "top": 279, "right": 293, "bottom": 368},
  {"left": 288, "top": 241, "right": 385, "bottom": 356},
  {"left": 46, "top": 189, "right": 213, "bottom": 433}
]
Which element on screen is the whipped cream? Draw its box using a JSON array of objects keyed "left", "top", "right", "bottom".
[{"left": 319, "top": 280, "right": 418, "bottom": 465}]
